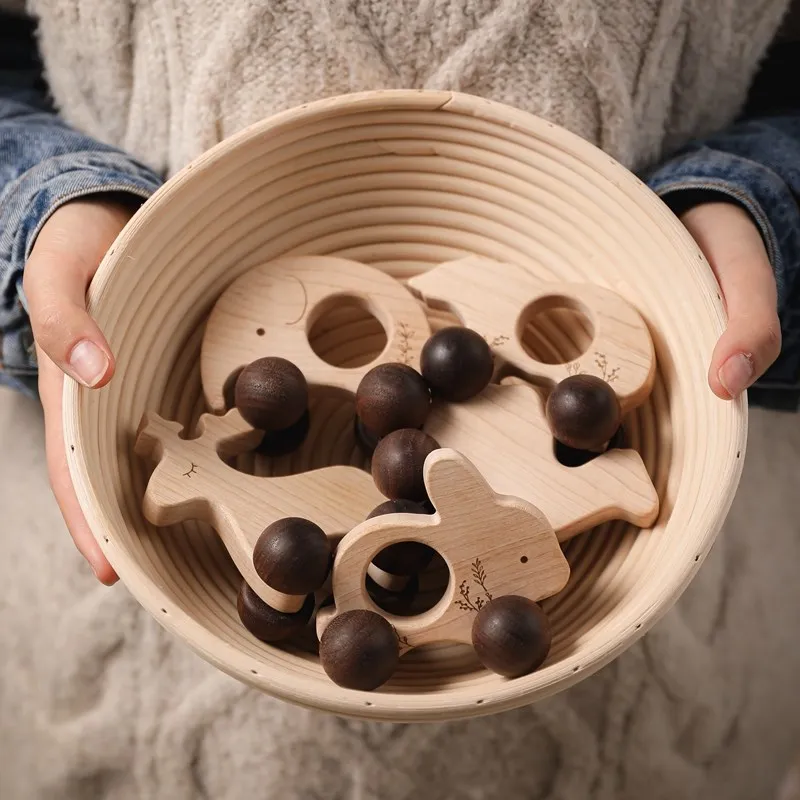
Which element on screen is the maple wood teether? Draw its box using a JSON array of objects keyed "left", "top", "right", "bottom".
[
  {"left": 408, "top": 255, "right": 656, "bottom": 413},
  {"left": 316, "top": 448, "right": 571, "bottom": 688},
  {"left": 201, "top": 255, "right": 432, "bottom": 411}
]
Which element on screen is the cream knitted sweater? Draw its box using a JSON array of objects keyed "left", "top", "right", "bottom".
[{"left": 13, "top": 0, "right": 793, "bottom": 177}]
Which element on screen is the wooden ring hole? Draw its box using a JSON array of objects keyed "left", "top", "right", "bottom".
[
  {"left": 306, "top": 293, "right": 389, "bottom": 368},
  {"left": 516, "top": 294, "right": 595, "bottom": 366},
  {"left": 366, "top": 546, "right": 449, "bottom": 618}
]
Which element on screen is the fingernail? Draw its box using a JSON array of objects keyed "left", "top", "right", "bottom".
[
  {"left": 718, "top": 353, "right": 754, "bottom": 398},
  {"left": 68, "top": 340, "right": 109, "bottom": 387}
]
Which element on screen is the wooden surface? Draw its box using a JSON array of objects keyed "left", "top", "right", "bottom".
[
  {"left": 135, "top": 408, "right": 382, "bottom": 612},
  {"left": 202, "top": 255, "right": 431, "bottom": 412},
  {"left": 319, "top": 449, "right": 570, "bottom": 654},
  {"left": 427, "top": 382, "right": 659, "bottom": 540},
  {"left": 409, "top": 255, "right": 655, "bottom": 412},
  {"left": 62, "top": 89, "right": 747, "bottom": 722}
]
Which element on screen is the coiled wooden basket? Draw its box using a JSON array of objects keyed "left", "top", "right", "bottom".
[{"left": 63, "top": 90, "right": 747, "bottom": 722}]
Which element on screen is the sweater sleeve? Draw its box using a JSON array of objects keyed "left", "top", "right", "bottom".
[
  {"left": 645, "top": 114, "right": 800, "bottom": 412},
  {"left": 0, "top": 12, "right": 163, "bottom": 396}
]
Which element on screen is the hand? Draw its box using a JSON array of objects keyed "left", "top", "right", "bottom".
[
  {"left": 679, "top": 201, "right": 781, "bottom": 400},
  {"left": 23, "top": 196, "right": 138, "bottom": 584}
]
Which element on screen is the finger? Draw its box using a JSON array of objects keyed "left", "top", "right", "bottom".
[
  {"left": 24, "top": 245, "right": 114, "bottom": 389},
  {"left": 681, "top": 203, "right": 781, "bottom": 399},
  {"left": 38, "top": 348, "right": 118, "bottom": 584}
]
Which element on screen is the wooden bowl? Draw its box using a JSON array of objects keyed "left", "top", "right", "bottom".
[{"left": 63, "top": 90, "right": 747, "bottom": 722}]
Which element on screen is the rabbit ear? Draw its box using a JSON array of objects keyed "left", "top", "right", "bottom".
[{"left": 422, "top": 449, "right": 496, "bottom": 519}]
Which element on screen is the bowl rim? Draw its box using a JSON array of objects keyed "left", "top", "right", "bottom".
[{"left": 62, "top": 88, "right": 748, "bottom": 722}]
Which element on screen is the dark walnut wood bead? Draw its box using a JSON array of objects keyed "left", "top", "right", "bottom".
[
  {"left": 367, "top": 500, "right": 435, "bottom": 576},
  {"left": 319, "top": 610, "right": 400, "bottom": 691},
  {"left": 545, "top": 374, "right": 621, "bottom": 451},
  {"left": 255, "top": 409, "right": 310, "bottom": 457},
  {"left": 371, "top": 429, "right": 440, "bottom": 502},
  {"left": 420, "top": 326, "right": 494, "bottom": 402},
  {"left": 252, "top": 517, "right": 331, "bottom": 595},
  {"left": 471, "top": 595, "right": 552, "bottom": 678},
  {"left": 234, "top": 357, "right": 308, "bottom": 432},
  {"left": 356, "top": 363, "right": 431, "bottom": 438},
  {"left": 237, "top": 581, "right": 314, "bottom": 643}
]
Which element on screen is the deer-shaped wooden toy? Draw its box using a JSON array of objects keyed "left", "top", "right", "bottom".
[
  {"left": 315, "top": 448, "right": 571, "bottom": 689},
  {"left": 135, "top": 407, "right": 384, "bottom": 614}
]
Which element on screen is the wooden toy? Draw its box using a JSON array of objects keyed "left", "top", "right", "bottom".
[
  {"left": 234, "top": 356, "right": 309, "bottom": 431},
  {"left": 546, "top": 374, "right": 622, "bottom": 451},
  {"left": 407, "top": 255, "right": 656, "bottom": 413},
  {"left": 423, "top": 381, "right": 658, "bottom": 541},
  {"left": 200, "top": 255, "right": 432, "bottom": 411},
  {"left": 472, "top": 596, "right": 552, "bottom": 678},
  {"left": 355, "top": 363, "right": 431, "bottom": 438},
  {"left": 252, "top": 517, "right": 332, "bottom": 596},
  {"left": 370, "top": 429, "right": 441, "bottom": 502},
  {"left": 134, "top": 408, "right": 383, "bottom": 613},
  {"left": 319, "top": 610, "right": 400, "bottom": 691},
  {"left": 316, "top": 448, "right": 570, "bottom": 687},
  {"left": 421, "top": 326, "right": 494, "bottom": 401}
]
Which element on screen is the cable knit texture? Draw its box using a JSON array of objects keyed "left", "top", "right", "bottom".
[{"left": 19, "top": 0, "right": 791, "bottom": 176}]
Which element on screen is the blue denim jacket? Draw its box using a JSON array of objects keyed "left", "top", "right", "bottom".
[{"left": 1, "top": 12, "right": 799, "bottom": 409}]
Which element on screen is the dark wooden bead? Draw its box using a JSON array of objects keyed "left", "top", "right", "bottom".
[
  {"left": 554, "top": 423, "right": 626, "bottom": 467},
  {"left": 255, "top": 409, "right": 310, "bottom": 457},
  {"left": 353, "top": 415, "right": 380, "bottom": 457},
  {"left": 252, "top": 517, "right": 331, "bottom": 595},
  {"left": 319, "top": 610, "right": 399, "bottom": 690},
  {"left": 235, "top": 357, "right": 308, "bottom": 432},
  {"left": 545, "top": 374, "right": 621, "bottom": 451},
  {"left": 367, "top": 500, "right": 435, "bottom": 575},
  {"left": 371, "top": 429, "right": 440, "bottom": 502},
  {"left": 471, "top": 595, "right": 552, "bottom": 678},
  {"left": 420, "top": 326, "right": 494, "bottom": 402},
  {"left": 355, "top": 363, "right": 431, "bottom": 438},
  {"left": 237, "top": 581, "right": 314, "bottom": 643}
]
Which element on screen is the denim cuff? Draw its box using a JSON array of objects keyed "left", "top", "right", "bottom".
[
  {"left": 647, "top": 149, "right": 800, "bottom": 412},
  {"left": 0, "top": 151, "right": 162, "bottom": 395}
]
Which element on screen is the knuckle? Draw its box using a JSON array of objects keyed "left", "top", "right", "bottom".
[{"left": 756, "top": 320, "right": 782, "bottom": 363}]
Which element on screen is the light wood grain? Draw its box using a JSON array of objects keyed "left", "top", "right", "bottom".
[
  {"left": 429, "top": 382, "right": 658, "bottom": 539},
  {"left": 62, "top": 89, "right": 747, "bottom": 722},
  {"left": 202, "top": 255, "right": 431, "bottom": 411},
  {"left": 135, "top": 408, "right": 383, "bottom": 612},
  {"left": 319, "top": 448, "right": 570, "bottom": 655},
  {"left": 409, "top": 255, "right": 655, "bottom": 412}
]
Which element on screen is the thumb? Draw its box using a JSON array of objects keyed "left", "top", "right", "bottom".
[
  {"left": 680, "top": 202, "right": 781, "bottom": 400},
  {"left": 23, "top": 199, "right": 132, "bottom": 387},
  {"left": 24, "top": 248, "right": 114, "bottom": 388}
]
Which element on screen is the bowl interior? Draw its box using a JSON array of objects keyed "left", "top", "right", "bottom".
[{"left": 64, "top": 90, "right": 746, "bottom": 722}]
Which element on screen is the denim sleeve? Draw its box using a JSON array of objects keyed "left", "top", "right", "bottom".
[
  {"left": 0, "top": 12, "right": 163, "bottom": 396},
  {"left": 645, "top": 115, "right": 800, "bottom": 412}
]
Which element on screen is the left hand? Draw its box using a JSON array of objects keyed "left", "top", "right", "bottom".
[{"left": 679, "top": 201, "right": 782, "bottom": 400}]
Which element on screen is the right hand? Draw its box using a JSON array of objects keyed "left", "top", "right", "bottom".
[{"left": 23, "top": 196, "right": 139, "bottom": 584}]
